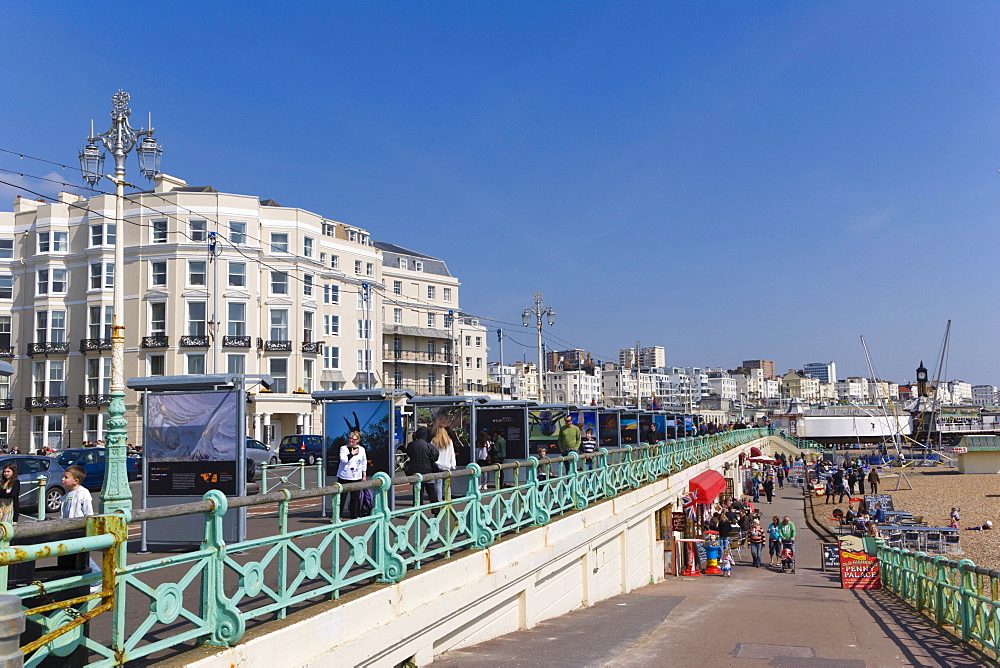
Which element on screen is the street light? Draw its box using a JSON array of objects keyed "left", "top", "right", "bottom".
[
  {"left": 79, "top": 90, "right": 162, "bottom": 514},
  {"left": 522, "top": 291, "right": 555, "bottom": 403}
]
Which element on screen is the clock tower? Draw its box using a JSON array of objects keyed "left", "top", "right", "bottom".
[{"left": 916, "top": 361, "right": 928, "bottom": 398}]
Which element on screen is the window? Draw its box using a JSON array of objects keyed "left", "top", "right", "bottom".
[
  {"left": 189, "top": 219, "right": 207, "bottom": 242},
  {"left": 443, "top": 287, "right": 452, "bottom": 302},
  {"left": 348, "top": 230, "right": 357, "bottom": 243},
  {"left": 465, "top": 336, "right": 471, "bottom": 346},
  {"left": 330, "top": 255, "right": 339, "bottom": 270},
  {"left": 0, "top": 316, "right": 10, "bottom": 347},
  {"left": 466, "top": 357, "right": 472, "bottom": 368},
  {"left": 324, "top": 284, "right": 339, "bottom": 304},
  {"left": 150, "top": 261, "right": 167, "bottom": 287},
  {"left": 31, "top": 414, "right": 64, "bottom": 451},
  {"left": 88, "top": 305, "right": 113, "bottom": 339},
  {"left": 269, "top": 309, "right": 288, "bottom": 341},
  {"left": 323, "top": 314, "right": 340, "bottom": 336},
  {"left": 36, "top": 310, "right": 66, "bottom": 343},
  {"left": 187, "top": 353, "right": 206, "bottom": 375},
  {"left": 319, "top": 252, "right": 327, "bottom": 265},
  {"left": 270, "top": 233, "right": 288, "bottom": 253},
  {"left": 33, "top": 360, "right": 65, "bottom": 397},
  {"left": 90, "top": 223, "right": 115, "bottom": 247},
  {"left": 357, "top": 319, "right": 371, "bottom": 340},
  {"left": 152, "top": 219, "right": 167, "bottom": 243},
  {"left": 269, "top": 358, "right": 287, "bottom": 393},
  {"left": 366, "top": 262, "right": 374, "bottom": 277},
  {"left": 227, "top": 354, "right": 245, "bottom": 375},
  {"left": 414, "top": 261, "right": 423, "bottom": 272},
  {"left": 38, "top": 231, "right": 67, "bottom": 253},
  {"left": 149, "top": 302, "right": 166, "bottom": 335},
  {"left": 356, "top": 349, "right": 371, "bottom": 372},
  {"left": 322, "top": 222, "right": 336, "bottom": 237},
  {"left": 148, "top": 354, "right": 165, "bottom": 376},
  {"left": 270, "top": 271, "right": 288, "bottom": 295},
  {"left": 357, "top": 292, "right": 366, "bottom": 310},
  {"left": 354, "top": 260, "right": 362, "bottom": 275},
  {"left": 227, "top": 302, "right": 246, "bottom": 336},
  {"left": 393, "top": 308, "right": 402, "bottom": 324},
  {"left": 91, "top": 262, "right": 113, "bottom": 289},
  {"left": 187, "top": 302, "right": 207, "bottom": 336},
  {"left": 86, "top": 357, "right": 112, "bottom": 395},
  {"left": 0, "top": 275, "right": 11, "bottom": 299},
  {"left": 50, "top": 268, "right": 67, "bottom": 294},
  {"left": 393, "top": 280, "right": 402, "bottom": 295},
  {"left": 303, "top": 311, "right": 314, "bottom": 342},
  {"left": 303, "top": 237, "right": 314, "bottom": 258},
  {"left": 427, "top": 286, "right": 436, "bottom": 300},
  {"left": 36, "top": 269, "right": 47, "bottom": 295},
  {"left": 427, "top": 312, "right": 435, "bottom": 328},
  {"left": 228, "top": 261, "right": 245, "bottom": 287},
  {"left": 303, "top": 359, "right": 314, "bottom": 393},
  {"left": 323, "top": 345, "right": 340, "bottom": 369},
  {"left": 303, "top": 274, "right": 314, "bottom": 297},
  {"left": 476, "top": 357, "right": 483, "bottom": 369},
  {"left": 229, "top": 221, "right": 246, "bottom": 245},
  {"left": 0, "top": 240, "right": 12, "bottom": 259},
  {"left": 475, "top": 336, "right": 482, "bottom": 347},
  {"left": 188, "top": 261, "right": 207, "bottom": 286}
]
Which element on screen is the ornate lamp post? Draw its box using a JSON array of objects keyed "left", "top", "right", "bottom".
[
  {"left": 522, "top": 292, "right": 555, "bottom": 403},
  {"left": 79, "top": 90, "right": 162, "bottom": 514}
]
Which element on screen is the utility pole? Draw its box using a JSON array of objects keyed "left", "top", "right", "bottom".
[{"left": 522, "top": 292, "right": 555, "bottom": 404}]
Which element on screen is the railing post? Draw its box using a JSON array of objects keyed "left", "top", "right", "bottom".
[
  {"left": 0, "top": 523, "right": 10, "bottom": 593},
  {"left": 374, "top": 473, "right": 406, "bottom": 584},
  {"left": 0, "top": 595, "right": 24, "bottom": 668},
  {"left": 465, "top": 464, "right": 495, "bottom": 548},
  {"left": 932, "top": 556, "right": 947, "bottom": 626},
  {"left": 526, "top": 457, "right": 550, "bottom": 526},
  {"left": 261, "top": 464, "right": 269, "bottom": 494},
  {"left": 89, "top": 512, "right": 128, "bottom": 660},
  {"left": 35, "top": 477, "right": 45, "bottom": 522},
  {"left": 958, "top": 558, "right": 975, "bottom": 643},
  {"left": 201, "top": 490, "right": 245, "bottom": 648}
]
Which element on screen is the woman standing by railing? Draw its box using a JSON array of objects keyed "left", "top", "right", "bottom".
[{"left": 0, "top": 463, "right": 19, "bottom": 522}]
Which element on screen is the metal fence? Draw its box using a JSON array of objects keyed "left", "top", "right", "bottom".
[
  {"left": 877, "top": 545, "right": 1000, "bottom": 659},
  {"left": 0, "top": 428, "right": 769, "bottom": 665}
]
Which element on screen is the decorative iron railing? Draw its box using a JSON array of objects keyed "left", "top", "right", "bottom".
[
  {"left": 24, "top": 396, "right": 68, "bottom": 410},
  {"left": 0, "top": 347, "right": 12, "bottom": 358},
  {"left": 222, "top": 335, "right": 252, "bottom": 348},
  {"left": 141, "top": 335, "right": 169, "bottom": 348},
  {"left": 877, "top": 545, "right": 1000, "bottom": 660},
  {"left": 78, "top": 394, "right": 113, "bottom": 409},
  {"left": 0, "top": 428, "right": 769, "bottom": 664},
  {"left": 80, "top": 338, "right": 112, "bottom": 353},
  {"left": 301, "top": 341, "right": 322, "bottom": 354},
  {"left": 264, "top": 339, "right": 292, "bottom": 351},
  {"left": 179, "top": 335, "right": 210, "bottom": 347},
  {"left": 26, "top": 341, "right": 69, "bottom": 356},
  {"left": 0, "top": 399, "right": 11, "bottom": 410}
]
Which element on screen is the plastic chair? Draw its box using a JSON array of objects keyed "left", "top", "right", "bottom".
[
  {"left": 903, "top": 531, "right": 920, "bottom": 551},
  {"left": 924, "top": 532, "right": 943, "bottom": 553}
]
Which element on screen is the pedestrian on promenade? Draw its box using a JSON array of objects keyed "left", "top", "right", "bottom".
[
  {"left": 751, "top": 475, "right": 761, "bottom": 503},
  {"left": 779, "top": 516, "right": 796, "bottom": 553},
  {"left": 868, "top": 468, "right": 880, "bottom": 494},
  {"left": 556, "top": 415, "right": 581, "bottom": 475},
  {"left": 847, "top": 468, "right": 857, "bottom": 495},
  {"left": 720, "top": 549, "right": 734, "bottom": 577},
  {"left": 536, "top": 446, "right": 550, "bottom": 481},
  {"left": 405, "top": 427, "right": 440, "bottom": 505},
  {"left": 855, "top": 465, "right": 866, "bottom": 494},
  {"left": 837, "top": 477, "right": 849, "bottom": 504},
  {"left": 430, "top": 417, "right": 458, "bottom": 501},
  {"left": 776, "top": 466, "right": 784, "bottom": 489},
  {"left": 747, "top": 518, "right": 765, "bottom": 567},
  {"left": 580, "top": 428, "right": 598, "bottom": 471},
  {"left": 718, "top": 515, "right": 733, "bottom": 549},
  {"left": 337, "top": 431, "right": 367, "bottom": 519},
  {"left": 767, "top": 515, "right": 782, "bottom": 567},
  {"left": 824, "top": 479, "right": 835, "bottom": 504},
  {"left": 489, "top": 428, "right": 506, "bottom": 469},
  {"left": 763, "top": 476, "right": 774, "bottom": 504}
]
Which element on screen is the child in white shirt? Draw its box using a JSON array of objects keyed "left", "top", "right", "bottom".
[
  {"left": 61, "top": 466, "right": 94, "bottom": 518},
  {"left": 720, "top": 549, "right": 734, "bottom": 577}
]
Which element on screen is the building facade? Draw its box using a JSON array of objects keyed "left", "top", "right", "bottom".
[{"left": 803, "top": 361, "right": 837, "bottom": 384}]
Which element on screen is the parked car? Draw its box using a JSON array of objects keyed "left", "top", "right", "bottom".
[
  {"left": 55, "top": 448, "right": 139, "bottom": 492},
  {"left": 245, "top": 439, "right": 279, "bottom": 482},
  {"left": 0, "top": 455, "right": 68, "bottom": 514},
  {"left": 278, "top": 434, "right": 324, "bottom": 465}
]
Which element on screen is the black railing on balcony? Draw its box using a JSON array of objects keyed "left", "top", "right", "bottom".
[
  {"left": 301, "top": 341, "right": 323, "bottom": 354},
  {"left": 383, "top": 347, "right": 457, "bottom": 364},
  {"left": 27, "top": 342, "right": 70, "bottom": 356},
  {"left": 25, "top": 396, "right": 68, "bottom": 410},
  {"left": 78, "top": 394, "right": 112, "bottom": 409},
  {"left": 141, "top": 335, "right": 169, "bottom": 349},
  {"left": 80, "top": 338, "right": 112, "bottom": 353},
  {"left": 223, "top": 335, "right": 252, "bottom": 348},
  {"left": 179, "top": 335, "right": 210, "bottom": 347},
  {"left": 0, "top": 347, "right": 13, "bottom": 359},
  {"left": 264, "top": 340, "right": 292, "bottom": 352},
  {"left": 0, "top": 399, "right": 12, "bottom": 410}
]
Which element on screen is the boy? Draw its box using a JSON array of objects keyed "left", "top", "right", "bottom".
[
  {"left": 61, "top": 465, "right": 94, "bottom": 518},
  {"left": 536, "top": 446, "right": 550, "bottom": 481}
]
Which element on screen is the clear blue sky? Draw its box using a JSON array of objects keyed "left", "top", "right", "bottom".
[{"left": 2, "top": 2, "right": 998, "bottom": 384}]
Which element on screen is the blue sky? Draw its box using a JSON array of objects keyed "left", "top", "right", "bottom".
[{"left": 2, "top": 2, "right": 998, "bottom": 383}]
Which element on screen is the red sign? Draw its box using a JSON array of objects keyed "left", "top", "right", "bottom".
[
  {"left": 671, "top": 512, "right": 687, "bottom": 533},
  {"left": 839, "top": 549, "right": 881, "bottom": 589}
]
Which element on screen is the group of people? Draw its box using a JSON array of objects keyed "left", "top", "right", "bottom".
[
  {"left": 823, "top": 460, "right": 880, "bottom": 504},
  {"left": 0, "top": 460, "right": 94, "bottom": 523}
]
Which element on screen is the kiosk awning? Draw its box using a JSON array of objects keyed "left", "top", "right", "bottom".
[
  {"left": 749, "top": 446, "right": 763, "bottom": 458},
  {"left": 689, "top": 470, "right": 726, "bottom": 504}
]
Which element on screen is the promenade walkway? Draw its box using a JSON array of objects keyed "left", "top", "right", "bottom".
[{"left": 433, "top": 483, "right": 984, "bottom": 667}]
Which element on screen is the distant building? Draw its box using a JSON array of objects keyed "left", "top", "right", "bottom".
[
  {"left": 803, "top": 361, "right": 837, "bottom": 384},
  {"left": 742, "top": 359, "right": 776, "bottom": 380},
  {"left": 781, "top": 370, "right": 819, "bottom": 401},
  {"left": 973, "top": 385, "right": 998, "bottom": 406},
  {"left": 619, "top": 346, "right": 665, "bottom": 371},
  {"left": 545, "top": 348, "right": 594, "bottom": 371}
]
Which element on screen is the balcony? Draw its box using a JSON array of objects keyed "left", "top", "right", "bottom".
[
  {"left": 27, "top": 341, "right": 70, "bottom": 356},
  {"left": 383, "top": 347, "right": 457, "bottom": 365},
  {"left": 78, "top": 394, "right": 112, "bottom": 409},
  {"left": 301, "top": 341, "right": 323, "bottom": 354},
  {"left": 25, "top": 396, "right": 68, "bottom": 410},
  {"left": 0, "top": 347, "right": 13, "bottom": 359},
  {"left": 141, "top": 335, "right": 169, "bottom": 349},
  {"left": 0, "top": 399, "right": 11, "bottom": 410},
  {"left": 179, "top": 335, "right": 210, "bottom": 347},
  {"left": 223, "top": 335, "right": 252, "bottom": 348},
  {"left": 80, "top": 338, "right": 112, "bottom": 353},
  {"left": 264, "top": 340, "right": 292, "bottom": 352}
]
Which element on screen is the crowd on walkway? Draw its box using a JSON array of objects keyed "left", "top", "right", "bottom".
[{"left": 696, "top": 496, "right": 797, "bottom": 573}]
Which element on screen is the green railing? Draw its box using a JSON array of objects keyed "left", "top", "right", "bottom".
[
  {"left": 877, "top": 545, "right": 1000, "bottom": 659},
  {"left": 773, "top": 431, "right": 827, "bottom": 453},
  {"left": 0, "top": 428, "right": 769, "bottom": 666}
]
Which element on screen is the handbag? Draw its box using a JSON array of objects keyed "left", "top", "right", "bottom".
[{"left": 358, "top": 488, "right": 375, "bottom": 516}]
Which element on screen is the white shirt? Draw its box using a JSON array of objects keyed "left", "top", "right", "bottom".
[
  {"left": 62, "top": 487, "right": 94, "bottom": 519},
  {"left": 336, "top": 445, "right": 367, "bottom": 480}
]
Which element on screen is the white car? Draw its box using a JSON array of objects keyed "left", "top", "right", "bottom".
[{"left": 245, "top": 439, "right": 279, "bottom": 482}]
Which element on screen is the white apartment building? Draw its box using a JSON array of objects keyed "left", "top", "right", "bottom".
[
  {"left": 803, "top": 361, "right": 837, "bottom": 384},
  {"left": 867, "top": 379, "right": 899, "bottom": 402},
  {"left": 488, "top": 362, "right": 520, "bottom": 400},
  {"left": 510, "top": 362, "right": 540, "bottom": 402},
  {"left": 706, "top": 368, "right": 737, "bottom": 401},
  {"left": 544, "top": 369, "right": 602, "bottom": 405},
  {"left": 948, "top": 380, "right": 973, "bottom": 404},
  {"left": 973, "top": 385, "right": 997, "bottom": 406},
  {"left": 836, "top": 377, "right": 869, "bottom": 403},
  {"left": 619, "top": 346, "right": 665, "bottom": 370}
]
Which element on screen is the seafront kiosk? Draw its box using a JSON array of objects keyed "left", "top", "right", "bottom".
[{"left": 952, "top": 435, "right": 1000, "bottom": 474}]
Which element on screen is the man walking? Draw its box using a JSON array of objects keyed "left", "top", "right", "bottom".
[
  {"left": 868, "top": 468, "right": 880, "bottom": 495},
  {"left": 557, "top": 415, "right": 582, "bottom": 475}
]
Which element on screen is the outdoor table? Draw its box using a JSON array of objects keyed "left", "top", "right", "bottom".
[{"left": 677, "top": 538, "right": 704, "bottom": 577}]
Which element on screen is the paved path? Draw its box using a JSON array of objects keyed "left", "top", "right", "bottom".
[{"left": 433, "top": 483, "right": 983, "bottom": 667}]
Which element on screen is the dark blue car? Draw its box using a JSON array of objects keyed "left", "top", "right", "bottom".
[{"left": 56, "top": 448, "right": 139, "bottom": 491}]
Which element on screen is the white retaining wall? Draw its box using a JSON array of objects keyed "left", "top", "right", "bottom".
[{"left": 189, "top": 438, "right": 771, "bottom": 668}]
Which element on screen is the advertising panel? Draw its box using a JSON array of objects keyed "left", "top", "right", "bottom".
[
  {"left": 415, "top": 405, "right": 472, "bottom": 468},
  {"left": 324, "top": 401, "right": 393, "bottom": 482},
  {"left": 475, "top": 407, "right": 527, "bottom": 460},
  {"left": 145, "top": 390, "right": 239, "bottom": 496},
  {"left": 599, "top": 411, "right": 620, "bottom": 450},
  {"left": 620, "top": 412, "right": 639, "bottom": 445}
]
